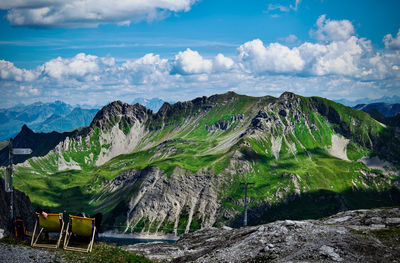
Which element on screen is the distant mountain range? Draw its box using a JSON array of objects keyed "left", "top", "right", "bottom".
[
  {"left": 335, "top": 95, "right": 400, "bottom": 107},
  {"left": 354, "top": 103, "right": 400, "bottom": 117},
  {"left": 0, "top": 101, "right": 98, "bottom": 141},
  {"left": 0, "top": 98, "right": 169, "bottom": 141},
  {"left": 132, "top": 97, "right": 172, "bottom": 113}
]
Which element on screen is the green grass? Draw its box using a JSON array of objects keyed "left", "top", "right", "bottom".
[{"left": 7, "top": 92, "right": 400, "bottom": 233}]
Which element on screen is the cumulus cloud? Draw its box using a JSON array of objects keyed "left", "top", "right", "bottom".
[
  {"left": 299, "top": 36, "right": 364, "bottom": 76},
  {"left": 213, "top": 54, "right": 234, "bottom": 72},
  {"left": 172, "top": 49, "right": 213, "bottom": 75},
  {"left": 238, "top": 39, "right": 305, "bottom": 74},
  {"left": 310, "top": 14, "right": 355, "bottom": 42},
  {"left": 171, "top": 49, "right": 234, "bottom": 75},
  {"left": 0, "top": 60, "right": 37, "bottom": 81},
  {"left": 42, "top": 53, "right": 105, "bottom": 81},
  {"left": 383, "top": 29, "right": 400, "bottom": 50},
  {"left": 0, "top": 0, "right": 198, "bottom": 27},
  {"left": 122, "top": 53, "right": 170, "bottom": 84},
  {"left": 1, "top": 16, "right": 400, "bottom": 108}
]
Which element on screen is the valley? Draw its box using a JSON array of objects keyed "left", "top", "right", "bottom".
[{"left": 1, "top": 91, "right": 399, "bottom": 236}]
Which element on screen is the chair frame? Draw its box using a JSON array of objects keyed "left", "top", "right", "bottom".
[
  {"left": 31, "top": 213, "right": 64, "bottom": 249},
  {"left": 63, "top": 215, "right": 96, "bottom": 253}
]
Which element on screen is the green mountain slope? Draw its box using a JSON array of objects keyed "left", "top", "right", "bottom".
[{"left": 2, "top": 92, "right": 400, "bottom": 235}]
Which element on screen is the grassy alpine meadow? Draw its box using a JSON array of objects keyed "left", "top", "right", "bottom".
[{"left": 7, "top": 93, "right": 400, "bottom": 232}]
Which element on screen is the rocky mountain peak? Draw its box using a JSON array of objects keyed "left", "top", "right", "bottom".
[
  {"left": 90, "top": 101, "right": 152, "bottom": 131},
  {"left": 19, "top": 124, "right": 34, "bottom": 137},
  {"left": 279, "top": 91, "right": 298, "bottom": 101}
]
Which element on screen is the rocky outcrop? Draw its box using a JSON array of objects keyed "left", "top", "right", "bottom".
[
  {"left": 90, "top": 101, "right": 152, "bottom": 131},
  {"left": 205, "top": 114, "right": 244, "bottom": 133},
  {"left": 99, "top": 167, "right": 224, "bottom": 235},
  {"left": 0, "top": 178, "right": 35, "bottom": 232},
  {"left": 127, "top": 207, "right": 400, "bottom": 262}
]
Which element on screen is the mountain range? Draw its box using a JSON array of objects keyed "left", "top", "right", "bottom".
[
  {"left": 0, "top": 98, "right": 169, "bottom": 141},
  {"left": 0, "top": 101, "right": 98, "bottom": 141},
  {"left": 132, "top": 98, "right": 172, "bottom": 113},
  {"left": 1, "top": 92, "right": 399, "bottom": 236},
  {"left": 335, "top": 95, "right": 400, "bottom": 107},
  {"left": 354, "top": 102, "right": 400, "bottom": 117}
]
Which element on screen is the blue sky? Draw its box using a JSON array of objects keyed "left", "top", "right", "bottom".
[{"left": 0, "top": 0, "right": 400, "bottom": 107}]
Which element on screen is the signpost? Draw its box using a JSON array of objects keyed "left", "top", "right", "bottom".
[
  {"left": 7, "top": 138, "right": 32, "bottom": 221},
  {"left": 12, "top": 148, "right": 32, "bottom": 155}
]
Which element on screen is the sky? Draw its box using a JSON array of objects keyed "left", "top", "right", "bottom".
[{"left": 0, "top": 0, "right": 400, "bottom": 108}]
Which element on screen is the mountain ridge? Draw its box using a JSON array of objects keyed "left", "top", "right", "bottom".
[{"left": 1, "top": 91, "right": 399, "bottom": 235}]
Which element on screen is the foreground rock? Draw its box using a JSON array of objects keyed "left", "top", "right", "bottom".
[
  {"left": 126, "top": 207, "right": 400, "bottom": 262},
  {"left": 0, "top": 178, "right": 35, "bottom": 232}
]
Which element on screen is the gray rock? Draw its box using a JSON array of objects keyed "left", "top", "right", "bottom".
[
  {"left": 126, "top": 207, "right": 400, "bottom": 263},
  {"left": 386, "top": 217, "right": 400, "bottom": 225},
  {"left": 319, "top": 245, "right": 343, "bottom": 262}
]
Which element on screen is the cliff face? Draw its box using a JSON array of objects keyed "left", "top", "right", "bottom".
[
  {"left": 0, "top": 178, "right": 35, "bottom": 231},
  {"left": 4, "top": 91, "right": 400, "bottom": 235}
]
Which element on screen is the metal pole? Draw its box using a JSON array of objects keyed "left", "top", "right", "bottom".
[
  {"left": 240, "top": 182, "right": 254, "bottom": 227},
  {"left": 9, "top": 138, "right": 13, "bottom": 221},
  {"left": 244, "top": 183, "right": 248, "bottom": 226}
]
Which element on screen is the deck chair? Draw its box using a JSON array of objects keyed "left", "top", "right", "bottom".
[
  {"left": 31, "top": 213, "right": 64, "bottom": 249},
  {"left": 63, "top": 215, "right": 96, "bottom": 253}
]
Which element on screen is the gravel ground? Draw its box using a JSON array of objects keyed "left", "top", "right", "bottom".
[{"left": 0, "top": 243, "right": 61, "bottom": 263}]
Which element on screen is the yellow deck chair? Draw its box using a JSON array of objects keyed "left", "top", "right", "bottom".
[
  {"left": 63, "top": 215, "right": 96, "bottom": 253},
  {"left": 31, "top": 213, "right": 64, "bottom": 249}
]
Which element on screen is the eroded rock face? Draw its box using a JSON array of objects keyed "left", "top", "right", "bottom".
[
  {"left": 126, "top": 207, "right": 400, "bottom": 263},
  {"left": 0, "top": 178, "right": 35, "bottom": 231},
  {"left": 101, "top": 167, "right": 224, "bottom": 235}
]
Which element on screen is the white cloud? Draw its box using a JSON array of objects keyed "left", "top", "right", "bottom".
[
  {"left": 268, "top": 4, "right": 290, "bottom": 12},
  {"left": 172, "top": 48, "right": 213, "bottom": 75},
  {"left": 383, "top": 29, "right": 400, "bottom": 50},
  {"left": 0, "top": 60, "right": 36, "bottom": 81},
  {"left": 299, "top": 36, "right": 363, "bottom": 76},
  {"left": 238, "top": 39, "right": 305, "bottom": 74},
  {"left": 213, "top": 54, "right": 234, "bottom": 72},
  {"left": 1, "top": 0, "right": 198, "bottom": 27},
  {"left": 310, "top": 14, "right": 355, "bottom": 42},
  {"left": 16, "top": 85, "right": 40, "bottom": 97},
  {"left": 42, "top": 53, "right": 103, "bottom": 81},
  {"left": 122, "top": 53, "right": 170, "bottom": 84},
  {"left": 283, "top": 34, "right": 299, "bottom": 44},
  {"left": 268, "top": 0, "right": 301, "bottom": 12},
  {"left": 0, "top": 21, "right": 400, "bottom": 108}
]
